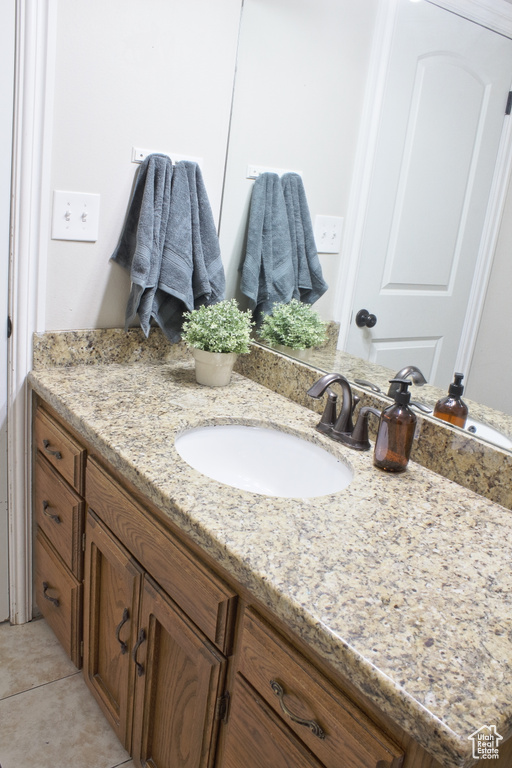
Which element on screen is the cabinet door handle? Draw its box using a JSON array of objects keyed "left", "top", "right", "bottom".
[
  {"left": 270, "top": 680, "right": 325, "bottom": 739},
  {"left": 42, "top": 500, "right": 61, "bottom": 524},
  {"left": 115, "top": 608, "right": 129, "bottom": 654},
  {"left": 42, "top": 581, "right": 60, "bottom": 607},
  {"left": 42, "top": 439, "right": 62, "bottom": 460},
  {"left": 132, "top": 628, "right": 146, "bottom": 676}
]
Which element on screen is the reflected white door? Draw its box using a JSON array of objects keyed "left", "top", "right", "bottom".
[
  {"left": 0, "top": 1, "right": 15, "bottom": 622},
  {"left": 346, "top": 0, "right": 512, "bottom": 387}
]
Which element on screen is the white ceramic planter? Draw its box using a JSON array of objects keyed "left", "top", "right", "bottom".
[{"left": 192, "top": 348, "right": 238, "bottom": 387}]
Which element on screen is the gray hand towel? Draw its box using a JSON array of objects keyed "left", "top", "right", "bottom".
[
  {"left": 111, "top": 156, "right": 225, "bottom": 343},
  {"left": 240, "top": 172, "right": 294, "bottom": 318},
  {"left": 281, "top": 173, "right": 328, "bottom": 304},
  {"left": 110, "top": 153, "right": 173, "bottom": 336},
  {"left": 151, "top": 160, "right": 226, "bottom": 342}
]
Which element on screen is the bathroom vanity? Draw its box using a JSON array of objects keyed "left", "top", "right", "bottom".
[{"left": 29, "top": 336, "right": 512, "bottom": 768}]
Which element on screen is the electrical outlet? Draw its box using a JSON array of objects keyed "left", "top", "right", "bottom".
[
  {"left": 51, "top": 190, "right": 100, "bottom": 242},
  {"left": 314, "top": 215, "right": 343, "bottom": 254}
]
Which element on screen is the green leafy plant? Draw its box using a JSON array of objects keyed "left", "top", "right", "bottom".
[
  {"left": 182, "top": 299, "right": 254, "bottom": 354},
  {"left": 258, "top": 299, "right": 327, "bottom": 350}
]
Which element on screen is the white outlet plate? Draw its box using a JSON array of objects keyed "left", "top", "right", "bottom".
[
  {"left": 314, "top": 214, "right": 343, "bottom": 254},
  {"left": 52, "top": 190, "right": 100, "bottom": 242}
]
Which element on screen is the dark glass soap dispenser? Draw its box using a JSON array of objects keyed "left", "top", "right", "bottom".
[
  {"left": 374, "top": 378, "right": 417, "bottom": 472},
  {"left": 433, "top": 372, "right": 468, "bottom": 428}
]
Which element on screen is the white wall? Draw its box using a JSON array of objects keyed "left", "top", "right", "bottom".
[
  {"left": 219, "top": 0, "right": 379, "bottom": 321},
  {"left": 43, "top": 0, "right": 378, "bottom": 331},
  {"left": 45, "top": 0, "right": 242, "bottom": 330},
  {"left": 467, "top": 174, "right": 512, "bottom": 414}
]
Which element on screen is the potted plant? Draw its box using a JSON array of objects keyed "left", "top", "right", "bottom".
[
  {"left": 182, "top": 299, "right": 254, "bottom": 386},
  {"left": 258, "top": 299, "right": 327, "bottom": 360}
]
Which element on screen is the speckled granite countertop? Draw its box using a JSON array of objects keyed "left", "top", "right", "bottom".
[{"left": 29, "top": 355, "right": 512, "bottom": 768}]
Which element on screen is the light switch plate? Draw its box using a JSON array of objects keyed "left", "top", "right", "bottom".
[
  {"left": 314, "top": 215, "right": 343, "bottom": 254},
  {"left": 51, "top": 190, "right": 100, "bottom": 242}
]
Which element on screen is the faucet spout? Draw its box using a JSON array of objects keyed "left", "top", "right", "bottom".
[
  {"left": 387, "top": 366, "right": 426, "bottom": 397},
  {"left": 307, "top": 373, "right": 354, "bottom": 436}
]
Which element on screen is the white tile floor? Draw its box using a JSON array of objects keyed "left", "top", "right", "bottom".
[{"left": 0, "top": 618, "right": 133, "bottom": 768}]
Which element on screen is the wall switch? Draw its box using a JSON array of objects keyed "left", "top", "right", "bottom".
[
  {"left": 314, "top": 215, "right": 343, "bottom": 254},
  {"left": 51, "top": 190, "right": 100, "bottom": 242}
]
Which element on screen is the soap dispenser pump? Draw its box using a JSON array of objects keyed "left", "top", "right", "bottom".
[
  {"left": 433, "top": 372, "right": 468, "bottom": 428},
  {"left": 374, "top": 378, "right": 417, "bottom": 472}
]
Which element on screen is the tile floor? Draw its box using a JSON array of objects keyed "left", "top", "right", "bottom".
[{"left": 0, "top": 617, "right": 133, "bottom": 768}]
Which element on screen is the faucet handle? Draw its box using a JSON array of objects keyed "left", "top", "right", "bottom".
[
  {"left": 346, "top": 406, "right": 382, "bottom": 451},
  {"left": 316, "top": 389, "right": 338, "bottom": 434}
]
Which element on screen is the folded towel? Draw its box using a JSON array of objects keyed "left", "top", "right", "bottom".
[
  {"left": 111, "top": 156, "right": 225, "bottom": 343},
  {"left": 240, "top": 172, "right": 294, "bottom": 318},
  {"left": 281, "top": 172, "right": 328, "bottom": 304},
  {"left": 111, "top": 153, "right": 173, "bottom": 335}
]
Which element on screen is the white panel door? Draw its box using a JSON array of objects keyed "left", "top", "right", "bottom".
[
  {"left": 346, "top": 0, "right": 512, "bottom": 387},
  {"left": 0, "top": 1, "right": 15, "bottom": 622}
]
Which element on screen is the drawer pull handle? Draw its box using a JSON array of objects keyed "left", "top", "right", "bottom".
[
  {"left": 42, "top": 581, "right": 60, "bottom": 607},
  {"left": 42, "top": 439, "right": 62, "bottom": 460},
  {"left": 270, "top": 680, "right": 325, "bottom": 739},
  {"left": 42, "top": 500, "right": 61, "bottom": 524},
  {"left": 115, "top": 608, "right": 129, "bottom": 654},
  {"left": 132, "top": 628, "right": 146, "bottom": 676}
]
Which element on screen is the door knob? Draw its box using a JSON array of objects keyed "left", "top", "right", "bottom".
[{"left": 355, "top": 309, "right": 377, "bottom": 328}]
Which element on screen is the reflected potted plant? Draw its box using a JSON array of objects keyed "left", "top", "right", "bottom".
[
  {"left": 182, "top": 299, "right": 254, "bottom": 386},
  {"left": 258, "top": 299, "right": 327, "bottom": 360}
]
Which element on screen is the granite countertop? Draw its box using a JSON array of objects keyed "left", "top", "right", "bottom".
[{"left": 29, "top": 357, "right": 512, "bottom": 768}]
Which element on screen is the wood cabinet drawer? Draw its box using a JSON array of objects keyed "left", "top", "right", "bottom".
[
  {"left": 223, "top": 674, "right": 324, "bottom": 768},
  {"left": 34, "top": 407, "right": 85, "bottom": 493},
  {"left": 86, "top": 456, "right": 237, "bottom": 654},
  {"left": 34, "top": 530, "right": 82, "bottom": 668},
  {"left": 239, "top": 609, "right": 404, "bottom": 768},
  {"left": 34, "top": 454, "right": 85, "bottom": 579}
]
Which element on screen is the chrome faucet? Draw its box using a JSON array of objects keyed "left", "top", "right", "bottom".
[
  {"left": 307, "top": 373, "right": 372, "bottom": 450},
  {"left": 387, "top": 366, "right": 426, "bottom": 397}
]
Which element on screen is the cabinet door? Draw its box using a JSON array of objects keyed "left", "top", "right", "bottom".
[
  {"left": 83, "top": 511, "right": 143, "bottom": 752},
  {"left": 222, "top": 675, "right": 324, "bottom": 768},
  {"left": 132, "top": 576, "right": 227, "bottom": 768}
]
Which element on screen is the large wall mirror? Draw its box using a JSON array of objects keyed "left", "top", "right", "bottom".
[{"left": 218, "top": 0, "right": 512, "bottom": 444}]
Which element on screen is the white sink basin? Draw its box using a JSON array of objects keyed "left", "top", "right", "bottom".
[
  {"left": 465, "top": 418, "right": 512, "bottom": 451},
  {"left": 175, "top": 424, "right": 353, "bottom": 498}
]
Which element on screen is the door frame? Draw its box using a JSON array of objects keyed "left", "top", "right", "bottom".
[
  {"left": 335, "top": 0, "right": 512, "bottom": 373},
  {"left": 8, "top": 0, "right": 56, "bottom": 624},
  {"left": 0, "top": 0, "right": 16, "bottom": 623}
]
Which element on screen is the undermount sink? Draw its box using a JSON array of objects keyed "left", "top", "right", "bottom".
[
  {"left": 465, "top": 418, "right": 512, "bottom": 451},
  {"left": 175, "top": 424, "right": 353, "bottom": 498}
]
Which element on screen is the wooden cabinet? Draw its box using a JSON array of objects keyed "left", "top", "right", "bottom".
[
  {"left": 84, "top": 458, "right": 234, "bottom": 767},
  {"left": 222, "top": 609, "right": 404, "bottom": 768},
  {"left": 31, "top": 399, "right": 449, "bottom": 768},
  {"left": 33, "top": 403, "right": 86, "bottom": 667}
]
